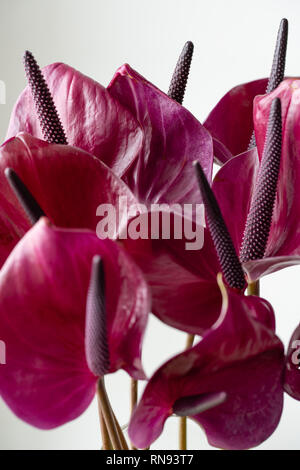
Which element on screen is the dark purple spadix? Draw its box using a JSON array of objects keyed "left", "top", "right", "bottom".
[
  {"left": 5, "top": 168, "right": 45, "bottom": 224},
  {"left": 173, "top": 391, "right": 227, "bottom": 417},
  {"left": 248, "top": 18, "right": 288, "bottom": 149},
  {"left": 85, "top": 256, "right": 110, "bottom": 377},
  {"left": 266, "top": 18, "right": 288, "bottom": 94},
  {"left": 240, "top": 98, "right": 282, "bottom": 262},
  {"left": 23, "top": 51, "right": 68, "bottom": 145},
  {"left": 168, "top": 41, "right": 194, "bottom": 104},
  {"left": 194, "top": 162, "right": 246, "bottom": 290}
]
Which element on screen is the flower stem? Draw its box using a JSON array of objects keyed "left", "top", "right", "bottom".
[
  {"left": 130, "top": 379, "right": 138, "bottom": 449},
  {"left": 247, "top": 280, "right": 260, "bottom": 296},
  {"left": 112, "top": 410, "right": 129, "bottom": 450},
  {"left": 98, "top": 407, "right": 112, "bottom": 450},
  {"left": 179, "top": 334, "right": 195, "bottom": 450},
  {"left": 97, "top": 377, "right": 123, "bottom": 450}
]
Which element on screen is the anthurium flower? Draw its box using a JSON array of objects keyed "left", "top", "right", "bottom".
[
  {"left": 6, "top": 52, "right": 213, "bottom": 208},
  {"left": 122, "top": 207, "right": 274, "bottom": 334},
  {"left": 0, "top": 131, "right": 140, "bottom": 267},
  {"left": 204, "top": 18, "right": 288, "bottom": 163},
  {"left": 128, "top": 275, "right": 284, "bottom": 450},
  {"left": 204, "top": 79, "right": 268, "bottom": 163},
  {"left": 0, "top": 217, "right": 149, "bottom": 429}
]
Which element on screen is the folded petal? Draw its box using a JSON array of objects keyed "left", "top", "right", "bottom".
[
  {"left": 253, "top": 78, "right": 300, "bottom": 257},
  {"left": 204, "top": 79, "right": 268, "bottom": 161},
  {"left": 244, "top": 255, "right": 300, "bottom": 282},
  {"left": 212, "top": 148, "right": 259, "bottom": 253},
  {"left": 128, "top": 277, "right": 283, "bottom": 449},
  {"left": 6, "top": 63, "right": 143, "bottom": 177},
  {"left": 108, "top": 64, "right": 213, "bottom": 206},
  {"left": 0, "top": 133, "right": 140, "bottom": 257},
  {"left": 122, "top": 210, "right": 222, "bottom": 335},
  {"left": 211, "top": 99, "right": 300, "bottom": 280},
  {"left": 211, "top": 138, "right": 233, "bottom": 165},
  {"left": 0, "top": 218, "right": 149, "bottom": 428}
]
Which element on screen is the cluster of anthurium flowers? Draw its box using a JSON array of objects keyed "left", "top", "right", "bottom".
[{"left": 0, "top": 17, "right": 300, "bottom": 451}]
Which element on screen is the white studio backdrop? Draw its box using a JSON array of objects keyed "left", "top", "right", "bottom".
[{"left": 0, "top": 0, "right": 300, "bottom": 450}]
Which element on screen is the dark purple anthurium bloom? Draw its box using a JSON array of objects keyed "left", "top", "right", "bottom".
[
  {"left": 0, "top": 217, "right": 149, "bottom": 429},
  {"left": 204, "top": 18, "right": 288, "bottom": 163},
  {"left": 128, "top": 274, "right": 285, "bottom": 450},
  {"left": 213, "top": 79, "right": 300, "bottom": 282},
  {"left": 284, "top": 324, "right": 300, "bottom": 400},
  {"left": 122, "top": 98, "right": 283, "bottom": 334},
  {"left": 6, "top": 51, "right": 213, "bottom": 209}
]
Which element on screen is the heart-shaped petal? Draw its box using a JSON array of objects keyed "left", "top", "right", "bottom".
[
  {"left": 204, "top": 78, "right": 268, "bottom": 161},
  {"left": 0, "top": 218, "right": 149, "bottom": 428},
  {"left": 6, "top": 62, "right": 143, "bottom": 177},
  {"left": 128, "top": 276, "right": 283, "bottom": 449},
  {"left": 0, "top": 132, "right": 141, "bottom": 267}
]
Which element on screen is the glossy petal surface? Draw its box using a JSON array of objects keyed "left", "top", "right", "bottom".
[
  {"left": 122, "top": 210, "right": 222, "bottom": 335},
  {"left": 129, "top": 279, "right": 283, "bottom": 449},
  {"left": 204, "top": 78, "right": 268, "bottom": 161},
  {"left": 108, "top": 64, "right": 213, "bottom": 206},
  {"left": 0, "top": 132, "right": 139, "bottom": 266},
  {"left": 0, "top": 219, "right": 149, "bottom": 428}
]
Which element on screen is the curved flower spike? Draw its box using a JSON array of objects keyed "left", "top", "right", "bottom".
[
  {"left": 204, "top": 18, "right": 288, "bottom": 162},
  {"left": 240, "top": 98, "right": 282, "bottom": 262},
  {"left": 248, "top": 18, "right": 288, "bottom": 149},
  {"left": 123, "top": 196, "right": 276, "bottom": 335},
  {"left": 85, "top": 256, "right": 110, "bottom": 377},
  {"left": 194, "top": 161, "right": 246, "bottom": 290},
  {"left": 123, "top": 103, "right": 282, "bottom": 334},
  {"left": 0, "top": 218, "right": 149, "bottom": 429},
  {"left": 213, "top": 79, "right": 300, "bottom": 282},
  {"left": 128, "top": 275, "right": 284, "bottom": 450},
  {"left": 5, "top": 167, "right": 45, "bottom": 224},
  {"left": 108, "top": 64, "right": 213, "bottom": 207}
]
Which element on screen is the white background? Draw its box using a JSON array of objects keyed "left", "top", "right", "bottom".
[{"left": 0, "top": 0, "right": 300, "bottom": 450}]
